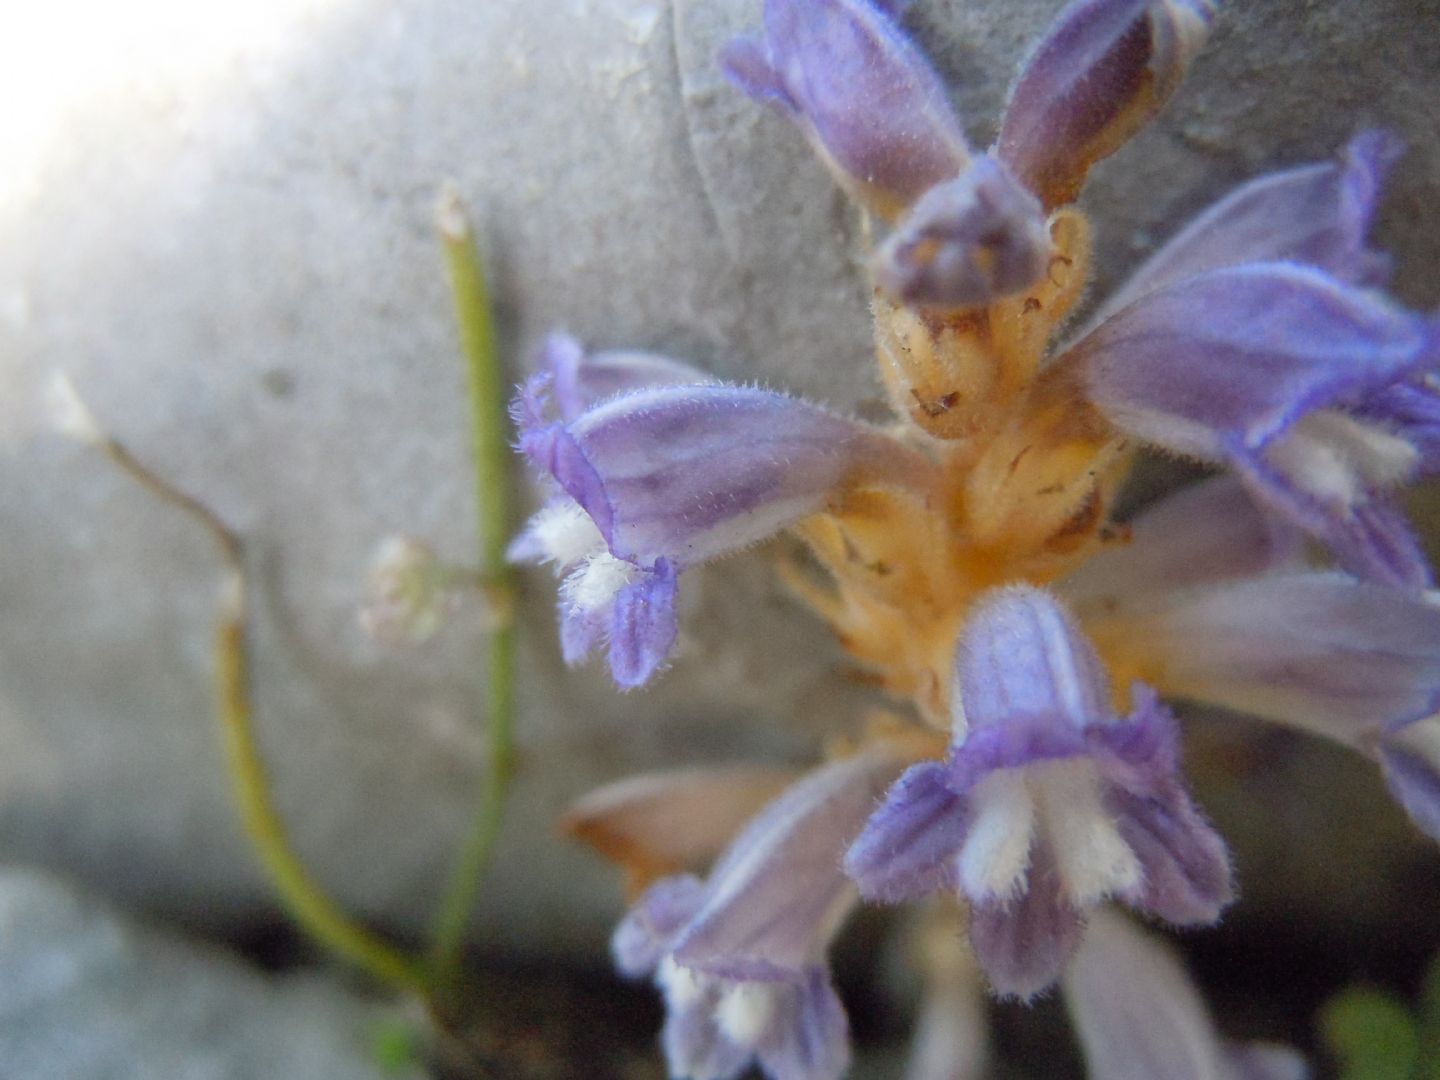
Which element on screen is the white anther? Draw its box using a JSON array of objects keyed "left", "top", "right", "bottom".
[
  {"left": 1268, "top": 410, "right": 1417, "bottom": 507},
  {"left": 716, "top": 981, "right": 778, "bottom": 1049},
  {"left": 958, "top": 770, "right": 1035, "bottom": 903},
  {"left": 658, "top": 955, "right": 709, "bottom": 1010},
  {"left": 527, "top": 500, "right": 606, "bottom": 570},
  {"left": 562, "top": 552, "right": 642, "bottom": 613},
  {"left": 1035, "top": 760, "right": 1141, "bottom": 907}
]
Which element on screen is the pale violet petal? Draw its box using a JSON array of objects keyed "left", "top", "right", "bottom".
[
  {"left": 673, "top": 750, "right": 906, "bottom": 982},
  {"left": 608, "top": 557, "right": 678, "bottom": 688},
  {"left": 997, "top": 0, "right": 1216, "bottom": 208},
  {"left": 956, "top": 586, "right": 1112, "bottom": 738},
  {"left": 755, "top": 969, "right": 852, "bottom": 1080},
  {"left": 1060, "top": 476, "right": 1304, "bottom": 608},
  {"left": 1105, "top": 784, "right": 1233, "bottom": 925},
  {"left": 1063, "top": 910, "right": 1254, "bottom": 1080},
  {"left": 844, "top": 762, "right": 967, "bottom": 903},
  {"left": 518, "top": 380, "right": 932, "bottom": 568},
  {"left": 535, "top": 331, "right": 711, "bottom": 422},
  {"left": 1112, "top": 572, "right": 1440, "bottom": 741},
  {"left": 968, "top": 837, "right": 1086, "bottom": 1000},
  {"left": 1093, "top": 130, "right": 1403, "bottom": 325},
  {"left": 612, "top": 874, "right": 708, "bottom": 979},
  {"left": 1094, "top": 690, "right": 1234, "bottom": 925},
  {"left": 1227, "top": 1044, "right": 1310, "bottom": 1080},
  {"left": 1075, "top": 263, "right": 1437, "bottom": 461},
  {"left": 1378, "top": 717, "right": 1440, "bottom": 842},
  {"left": 721, "top": 0, "right": 970, "bottom": 215}
]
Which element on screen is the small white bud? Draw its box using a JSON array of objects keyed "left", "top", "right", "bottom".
[
  {"left": 435, "top": 180, "right": 471, "bottom": 242},
  {"left": 359, "top": 537, "right": 455, "bottom": 646},
  {"left": 44, "top": 371, "right": 104, "bottom": 446}
]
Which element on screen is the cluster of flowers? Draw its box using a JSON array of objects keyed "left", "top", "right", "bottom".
[{"left": 510, "top": 0, "right": 1440, "bottom": 1076}]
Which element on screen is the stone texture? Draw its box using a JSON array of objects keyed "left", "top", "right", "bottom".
[
  {"left": 0, "top": 867, "right": 424, "bottom": 1080},
  {"left": 1, "top": 0, "right": 1438, "bottom": 957}
]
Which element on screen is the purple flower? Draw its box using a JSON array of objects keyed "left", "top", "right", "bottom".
[
  {"left": 722, "top": 0, "right": 1058, "bottom": 310},
  {"left": 526, "top": 0, "right": 1440, "bottom": 1070},
  {"left": 510, "top": 338, "right": 935, "bottom": 687},
  {"left": 1063, "top": 481, "right": 1440, "bottom": 843},
  {"left": 722, "top": 0, "right": 1221, "bottom": 311},
  {"left": 1063, "top": 134, "right": 1440, "bottom": 588},
  {"left": 1064, "top": 910, "right": 1307, "bottom": 1080},
  {"left": 720, "top": 0, "right": 970, "bottom": 219},
  {"left": 611, "top": 750, "right": 908, "bottom": 1080},
  {"left": 871, "top": 155, "right": 1052, "bottom": 311},
  {"left": 531, "top": 330, "right": 712, "bottom": 422},
  {"left": 1086, "top": 573, "right": 1440, "bottom": 740},
  {"left": 997, "top": 0, "right": 1217, "bottom": 209},
  {"left": 1089, "top": 130, "right": 1404, "bottom": 325},
  {"left": 1125, "top": 571, "right": 1440, "bottom": 842},
  {"left": 845, "top": 587, "right": 1231, "bottom": 999},
  {"left": 1060, "top": 475, "right": 1304, "bottom": 603}
]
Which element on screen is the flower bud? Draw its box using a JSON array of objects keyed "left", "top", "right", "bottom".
[
  {"left": 997, "top": 0, "right": 1217, "bottom": 209},
  {"left": 721, "top": 0, "right": 970, "bottom": 219},
  {"left": 873, "top": 155, "right": 1051, "bottom": 310},
  {"left": 358, "top": 536, "right": 507, "bottom": 645}
]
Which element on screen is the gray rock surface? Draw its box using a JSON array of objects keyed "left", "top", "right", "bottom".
[
  {"left": 0, "top": 866, "right": 424, "bottom": 1080},
  {"left": 2, "top": 0, "right": 1438, "bottom": 956}
]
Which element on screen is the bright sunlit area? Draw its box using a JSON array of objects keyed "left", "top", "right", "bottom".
[{"left": 1, "top": 0, "right": 344, "bottom": 204}]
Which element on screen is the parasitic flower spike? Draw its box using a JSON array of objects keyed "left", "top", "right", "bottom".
[{"left": 512, "top": 0, "right": 1440, "bottom": 1074}]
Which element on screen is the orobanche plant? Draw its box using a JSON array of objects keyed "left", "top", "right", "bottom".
[{"left": 508, "top": 0, "right": 1440, "bottom": 1076}]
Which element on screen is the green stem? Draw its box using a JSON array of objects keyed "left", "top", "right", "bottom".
[
  {"left": 427, "top": 185, "right": 518, "bottom": 993},
  {"left": 93, "top": 435, "right": 426, "bottom": 994},
  {"left": 439, "top": 183, "right": 511, "bottom": 573},
  {"left": 216, "top": 579, "right": 429, "bottom": 994}
]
